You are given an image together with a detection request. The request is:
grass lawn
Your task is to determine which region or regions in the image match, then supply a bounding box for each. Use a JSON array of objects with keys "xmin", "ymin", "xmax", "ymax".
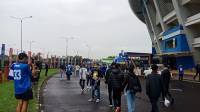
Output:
[{"xmin": 0, "ymin": 69, "xmax": 58, "ymax": 112}]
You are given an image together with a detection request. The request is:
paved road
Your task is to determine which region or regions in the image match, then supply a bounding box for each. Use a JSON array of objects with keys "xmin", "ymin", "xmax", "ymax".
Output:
[{"xmin": 41, "ymin": 74, "xmax": 200, "ymax": 112}]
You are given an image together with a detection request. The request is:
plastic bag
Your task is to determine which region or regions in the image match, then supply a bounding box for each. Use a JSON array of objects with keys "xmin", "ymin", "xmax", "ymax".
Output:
[{"xmin": 164, "ymin": 97, "xmax": 170, "ymax": 107}]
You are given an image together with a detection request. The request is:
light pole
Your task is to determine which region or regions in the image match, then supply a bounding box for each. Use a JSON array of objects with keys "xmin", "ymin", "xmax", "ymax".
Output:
[
  {"xmin": 61, "ymin": 37, "xmax": 74, "ymax": 64},
  {"xmin": 28, "ymin": 40, "xmax": 35, "ymax": 52},
  {"xmin": 85, "ymin": 44, "xmax": 91, "ymax": 59},
  {"xmin": 11, "ymin": 16, "xmax": 32, "ymax": 52}
]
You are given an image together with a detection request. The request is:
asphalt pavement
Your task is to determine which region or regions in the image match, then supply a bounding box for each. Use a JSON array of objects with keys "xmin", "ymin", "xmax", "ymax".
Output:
[{"xmin": 41, "ymin": 74, "xmax": 200, "ymax": 112}]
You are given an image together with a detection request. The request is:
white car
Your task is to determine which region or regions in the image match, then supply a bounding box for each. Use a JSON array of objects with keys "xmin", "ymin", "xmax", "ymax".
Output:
[{"xmin": 143, "ymin": 64, "xmax": 164, "ymax": 78}]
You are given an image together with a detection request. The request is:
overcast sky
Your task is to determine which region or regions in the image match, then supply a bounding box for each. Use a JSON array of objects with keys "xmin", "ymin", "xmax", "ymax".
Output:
[{"xmin": 0, "ymin": 0, "xmax": 151, "ymax": 59}]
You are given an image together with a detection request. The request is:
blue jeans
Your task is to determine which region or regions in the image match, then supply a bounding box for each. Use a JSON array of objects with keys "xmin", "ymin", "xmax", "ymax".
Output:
[
  {"xmin": 126, "ymin": 90, "xmax": 136, "ymax": 112},
  {"xmin": 92, "ymin": 85, "xmax": 100, "ymax": 99}
]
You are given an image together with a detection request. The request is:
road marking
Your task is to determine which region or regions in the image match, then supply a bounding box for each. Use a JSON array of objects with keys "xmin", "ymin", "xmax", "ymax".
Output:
[{"xmin": 170, "ymin": 88, "xmax": 183, "ymax": 92}]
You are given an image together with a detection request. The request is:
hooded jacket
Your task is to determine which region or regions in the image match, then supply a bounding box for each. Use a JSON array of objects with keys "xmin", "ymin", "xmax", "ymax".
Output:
[{"xmin": 109, "ymin": 68, "xmax": 124, "ymax": 89}]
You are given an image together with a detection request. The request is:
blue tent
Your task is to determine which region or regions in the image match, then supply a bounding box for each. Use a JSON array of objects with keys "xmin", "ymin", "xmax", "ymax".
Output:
[{"xmin": 113, "ymin": 55, "xmax": 128, "ymax": 64}]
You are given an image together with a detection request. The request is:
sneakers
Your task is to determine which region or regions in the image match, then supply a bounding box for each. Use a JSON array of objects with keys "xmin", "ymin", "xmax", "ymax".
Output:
[
  {"xmin": 96, "ymin": 99, "xmax": 100, "ymax": 103},
  {"xmin": 109, "ymin": 105, "xmax": 113, "ymax": 108},
  {"xmin": 171, "ymin": 98, "xmax": 174, "ymax": 105},
  {"xmin": 81, "ymin": 89, "xmax": 84, "ymax": 94},
  {"xmin": 88, "ymin": 98, "xmax": 94, "ymax": 102},
  {"xmin": 115, "ymin": 107, "xmax": 121, "ymax": 112}
]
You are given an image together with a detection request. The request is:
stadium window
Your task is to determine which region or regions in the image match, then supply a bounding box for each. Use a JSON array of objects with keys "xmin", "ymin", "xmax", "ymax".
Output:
[{"xmin": 166, "ymin": 38, "xmax": 177, "ymax": 49}]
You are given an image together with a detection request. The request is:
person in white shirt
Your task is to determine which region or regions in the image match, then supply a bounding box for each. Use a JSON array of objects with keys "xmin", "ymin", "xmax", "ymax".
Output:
[
  {"xmin": 79, "ymin": 64, "xmax": 88, "ymax": 94},
  {"xmin": 75, "ymin": 65, "xmax": 80, "ymax": 77}
]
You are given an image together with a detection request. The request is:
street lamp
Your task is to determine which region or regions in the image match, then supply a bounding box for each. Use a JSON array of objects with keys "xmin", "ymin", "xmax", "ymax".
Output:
[
  {"xmin": 28, "ymin": 40, "xmax": 35, "ymax": 52},
  {"xmin": 11, "ymin": 16, "xmax": 32, "ymax": 52},
  {"xmin": 61, "ymin": 37, "xmax": 74, "ymax": 64},
  {"xmin": 85, "ymin": 44, "xmax": 91, "ymax": 59}
]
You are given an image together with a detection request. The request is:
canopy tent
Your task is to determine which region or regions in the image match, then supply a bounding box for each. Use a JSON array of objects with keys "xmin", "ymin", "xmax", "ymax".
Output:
[{"xmin": 113, "ymin": 56, "xmax": 128, "ymax": 64}]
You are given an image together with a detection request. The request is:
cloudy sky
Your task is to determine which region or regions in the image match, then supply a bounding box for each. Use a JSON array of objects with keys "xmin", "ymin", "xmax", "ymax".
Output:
[{"xmin": 0, "ymin": 0, "xmax": 151, "ymax": 59}]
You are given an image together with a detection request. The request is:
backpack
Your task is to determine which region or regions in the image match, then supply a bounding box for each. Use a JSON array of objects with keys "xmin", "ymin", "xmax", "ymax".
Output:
[{"xmin": 128, "ymin": 73, "xmax": 141, "ymax": 93}]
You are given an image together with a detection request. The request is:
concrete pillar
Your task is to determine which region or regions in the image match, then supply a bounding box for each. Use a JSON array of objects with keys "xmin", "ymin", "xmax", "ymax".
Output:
[
  {"xmin": 172, "ymin": 0, "xmax": 199, "ymax": 65},
  {"xmin": 142, "ymin": 0, "xmax": 162, "ymax": 54},
  {"xmin": 152, "ymin": 0, "xmax": 167, "ymax": 31}
]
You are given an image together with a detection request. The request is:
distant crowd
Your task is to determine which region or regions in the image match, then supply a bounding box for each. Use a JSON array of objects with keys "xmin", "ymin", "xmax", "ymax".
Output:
[{"xmin": 6, "ymin": 52, "xmax": 200, "ymax": 112}]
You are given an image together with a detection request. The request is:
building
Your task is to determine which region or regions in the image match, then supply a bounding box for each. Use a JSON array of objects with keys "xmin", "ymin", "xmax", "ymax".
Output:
[{"xmin": 129, "ymin": 0, "xmax": 200, "ymax": 69}]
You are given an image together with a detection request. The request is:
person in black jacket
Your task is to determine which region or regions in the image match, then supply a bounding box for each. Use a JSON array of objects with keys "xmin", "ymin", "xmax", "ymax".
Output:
[
  {"xmin": 146, "ymin": 64, "xmax": 164, "ymax": 112},
  {"xmin": 88, "ymin": 64, "xmax": 103, "ymax": 103},
  {"xmin": 194, "ymin": 62, "xmax": 200, "ymax": 81},
  {"xmin": 45, "ymin": 63, "xmax": 49, "ymax": 77},
  {"xmin": 109, "ymin": 63, "xmax": 124, "ymax": 111},
  {"xmin": 161, "ymin": 65, "xmax": 174, "ymax": 104},
  {"xmin": 122, "ymin": 64, "xmax": 141, "ymax": 112},
  {"xmin": 105, "ymin": 62, "xmax": 115, "ymax": 107}
]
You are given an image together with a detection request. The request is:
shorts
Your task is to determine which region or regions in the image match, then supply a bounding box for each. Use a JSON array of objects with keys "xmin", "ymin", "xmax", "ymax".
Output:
[{"xmin": 15, "ymin": 89, "xmax": 33, "ymax": 101}]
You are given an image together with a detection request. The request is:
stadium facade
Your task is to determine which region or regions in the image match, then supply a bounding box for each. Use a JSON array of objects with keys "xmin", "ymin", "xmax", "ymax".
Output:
[{"xmin": 129, "ymin": 0, "xmax": 200, "ymax": 69}]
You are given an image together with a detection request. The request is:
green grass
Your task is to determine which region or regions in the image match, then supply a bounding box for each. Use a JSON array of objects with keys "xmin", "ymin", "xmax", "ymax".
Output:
[{"xmin": 0, "ymin": 69, "xmax": 58, "ymax": 112}]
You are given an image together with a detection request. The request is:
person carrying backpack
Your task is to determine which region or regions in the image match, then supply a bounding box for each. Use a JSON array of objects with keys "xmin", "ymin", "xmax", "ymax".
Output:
[
  {"xmin": 109, "ymin": 63, "xmax": 124, "ymax": 111},
  {"xmin": 122, "ymin": 64, "xmax": 142, "ymax": 112},
  {"xmin": 66, "ymin": 63, "xmax": 73, "ymax": 80}
]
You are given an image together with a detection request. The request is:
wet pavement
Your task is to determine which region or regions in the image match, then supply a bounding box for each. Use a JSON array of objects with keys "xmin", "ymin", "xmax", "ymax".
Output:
[{"xmin": 41, "ymin": 74, "xmax": 200, "ymax": 112}]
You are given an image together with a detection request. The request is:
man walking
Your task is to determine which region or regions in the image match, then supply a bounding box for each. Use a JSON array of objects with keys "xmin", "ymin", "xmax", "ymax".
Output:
[
  {"xmin": 146, "ymin": 64, "xmax": 163, "ymax": 112},
  {"xmin": 161, "ymin": 65, "xmax": 174, "ymax": 104},
  {"xmin": 59, "ymin": 64, "xmax": 65, "ymax": 80},
  {"xmin": 105, "ymin": 63, "xmax": 115, "ymax": 107},
  {"xmin": 45, "ymin": 63, "xmax": 49, "ymax": 77},
  {"xmin": 109, "ymin": 63, "xmax": 124, "ymax": 111},
  {"xmin": 88, "ymin": 64, "xmax": 103, "ymax": 103},
  {"xmin": 178, "ymin": 65, "xmax": 184, "ymax": 81},
  {"xmin": 66, "ymin": 63, "xmax": 73, "ymax": 80},
  {"xmin": 194, "ymin": 62, "xmax": 200, "ymax": 81},
  {"xmin": 79, "ymin": 64, "xmax": 88, "ymax": 94}
]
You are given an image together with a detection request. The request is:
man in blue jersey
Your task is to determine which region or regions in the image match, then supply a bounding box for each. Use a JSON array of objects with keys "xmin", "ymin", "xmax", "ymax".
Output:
[
  {"xmin": 66, "ymin": 63, "xmax": 73, "ymax": 80},
  {"xmin": 11, "ymin": 53, "xmax": 33, "ymax": 112}
]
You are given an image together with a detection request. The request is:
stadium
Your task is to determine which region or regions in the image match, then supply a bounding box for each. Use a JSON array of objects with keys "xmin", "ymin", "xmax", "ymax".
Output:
[{"xmin": 129, "ymin": 0, "xmax": 200, "ymax": 69}]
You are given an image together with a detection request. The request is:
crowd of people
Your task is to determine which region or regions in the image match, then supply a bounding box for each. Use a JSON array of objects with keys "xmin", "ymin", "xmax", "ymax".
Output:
[
  {"xmin": 57, "ymin": 61, "xmax": 175, "ymax": 112},
  {"xmin": 10, "ymin": 52, "xmax": 200, "ymax": 112}
]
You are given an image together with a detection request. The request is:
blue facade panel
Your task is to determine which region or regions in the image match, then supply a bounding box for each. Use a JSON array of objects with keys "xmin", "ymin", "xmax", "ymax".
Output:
[
  {"xmin": 162, "ymin": 35, "xmax": 190, "ymax": 53},
  {"xmin": 162, "ymin": 25, "xmax": 183, "ymax": 36},
  {"xmin": 176, "ymin": 56, "xmax": 194, "ymax": 69},
  {"xmin": 161, "ymin": 25, "xmax": 190, "ymax": 53},
  {"xmin": 152, "ymin": 47, "xmax": 156, "ymax": 55}
]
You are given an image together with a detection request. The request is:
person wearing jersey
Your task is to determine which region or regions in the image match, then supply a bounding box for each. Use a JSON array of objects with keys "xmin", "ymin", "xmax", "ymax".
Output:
[
  {"xmin": 178, "ymin": 65, "xmax": 184, "ymax": 81},
  {"xmin": 79, "ymin": 64, "xmax": 88, "ymax": 94},
  {"xmin": 11, "ymin": 53, "xmax": 33, "ymax": 112},
  {"xmin": 66, "ymin": 63, "xmax": 73, "ymax": 80},
  {"xmin": 88, "ymin": 64, "xmax": 103, "ymax": 103}
]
